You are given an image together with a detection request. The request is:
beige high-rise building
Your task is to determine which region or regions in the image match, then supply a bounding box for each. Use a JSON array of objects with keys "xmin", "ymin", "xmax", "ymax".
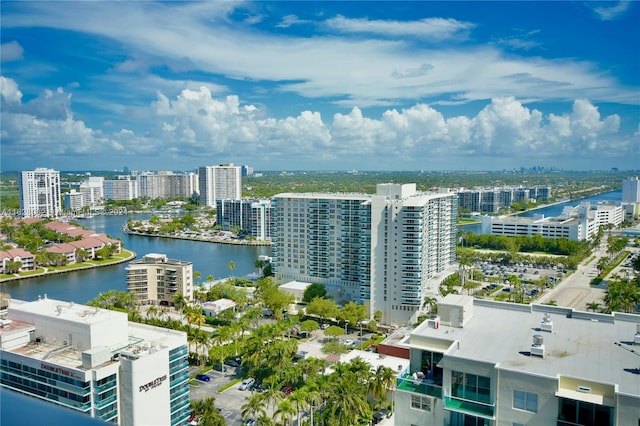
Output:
[{"xmin": 126, "ymin": 254, "xmax": 193, "ymax": 306}]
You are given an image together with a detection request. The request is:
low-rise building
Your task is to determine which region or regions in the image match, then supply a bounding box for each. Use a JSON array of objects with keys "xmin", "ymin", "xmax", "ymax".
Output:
[
  {"xmin": 0, "ymin": 297, "xmax": 190, "ymax": 425},
  {"xmin": 393, "ymin": 295, "xmax": 640, "ymax": 426},
  {"xmin": 481, "ymin": 201, "xmax": 624, "ymax": 241}
]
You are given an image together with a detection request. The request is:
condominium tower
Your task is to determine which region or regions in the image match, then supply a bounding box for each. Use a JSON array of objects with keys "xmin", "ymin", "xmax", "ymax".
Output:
[
  {"xmin": 0, "ymin": 297, "xmax": 190, "ymax": 425},
  {"xmin": 622, "ymin": 176, "xmax": 640, "ymax": 203},
  {"xmin": 18, "ymin": 168, "xmax": 62, "ymax": 218},
  {"xmin": 271, "ymin": 183, "xmax": 457, "ymax": 325},
  {"xmin": 197, "ymin": 163, "xmax": 242, "ymax": 207}
]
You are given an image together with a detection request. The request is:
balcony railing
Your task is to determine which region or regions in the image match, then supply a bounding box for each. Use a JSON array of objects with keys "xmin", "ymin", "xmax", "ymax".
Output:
[
  {"xmin": 396, "ymin": 376, "xmax": 443, "ymax": 398},
  {"xmin": 444, "ymin": 395, "xmax": 495, "ymax": 419}
]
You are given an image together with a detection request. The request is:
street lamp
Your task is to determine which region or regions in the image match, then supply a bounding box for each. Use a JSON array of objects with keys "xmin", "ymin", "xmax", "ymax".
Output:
[{"xmin": 344, "ymin": 320, "xmax": 349, "ymax": 334}]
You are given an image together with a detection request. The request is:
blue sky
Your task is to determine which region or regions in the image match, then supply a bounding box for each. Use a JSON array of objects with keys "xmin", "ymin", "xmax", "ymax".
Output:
[{"xmin": 1, "ymin": 1, "xmax": 638, "ymax": 172}]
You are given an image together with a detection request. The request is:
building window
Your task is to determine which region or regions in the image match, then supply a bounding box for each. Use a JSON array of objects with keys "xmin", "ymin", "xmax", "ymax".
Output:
[
  {"xmin": 451, "ymin": 371, "xmax": 491, "ymax": 404},
  {"xmin": 411, "ymin": 395, "xmax": 432, "ymax": 411},
  {"xmin": 513, "ymin": 390, "xmax": 537, "ymax": 412}
]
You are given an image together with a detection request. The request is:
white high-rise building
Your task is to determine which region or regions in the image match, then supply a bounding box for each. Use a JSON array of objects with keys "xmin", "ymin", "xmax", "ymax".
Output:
[
  {"xmin": 79, "ymin": 177, "xmax": 105, "ymax": 207},
  {"xmin": 271, "ymin": 183, "xmax": 458, "ymax": 325},
  {"xmin": 0, "ymin": 297, "xmax": 191, "ymax": 425},
  {"xmin": 622, "ymin": 176, "xmax": 640, "ymax": 203},
  {"xmin": 18, "ymin": 168, "xmax": 62, "ymax": 218},
  {"xmin": 198, "ymin": 164, "xmax": 242, "ymax": 207},
  {"xmin": 394, "ymin": 295, "xmax": 640, "ymax": 426},
  {"xmin": 104, "ymin": 177, "xmax": 138, "ymax": 201}
]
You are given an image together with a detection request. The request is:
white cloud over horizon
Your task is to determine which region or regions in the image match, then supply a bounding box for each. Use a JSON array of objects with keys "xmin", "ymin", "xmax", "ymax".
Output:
[{"xmin": 2, "ymin": 76, "xmax": 637, "ymax": 171}]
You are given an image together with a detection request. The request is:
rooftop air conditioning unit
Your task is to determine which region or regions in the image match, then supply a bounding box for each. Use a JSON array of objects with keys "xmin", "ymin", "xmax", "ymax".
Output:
[
  {"xmin": 531, "ymin": 334, "xmax": 545, "ymax": 358},
  {"xmin": 539, "ymin": 313, "xmax": 553, "ymax": 332}
]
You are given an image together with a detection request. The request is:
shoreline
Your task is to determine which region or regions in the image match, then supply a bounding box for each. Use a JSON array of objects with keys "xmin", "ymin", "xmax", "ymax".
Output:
[
  {"xmin": 123, "ymin": 229, "xmax": 271, "ymax": 246},
  {"xmin": 0, "ymin": 249, "xmax": 137, "ymax": 283}
]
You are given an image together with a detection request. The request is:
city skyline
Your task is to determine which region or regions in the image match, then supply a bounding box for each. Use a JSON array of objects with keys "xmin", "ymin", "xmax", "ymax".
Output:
[{"xmin": 1, "ymin": 1, "xmax": 639, "ymax": 172}]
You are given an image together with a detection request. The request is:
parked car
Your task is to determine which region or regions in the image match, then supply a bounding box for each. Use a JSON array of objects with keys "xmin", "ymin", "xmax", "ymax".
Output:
[
  {"xmin": 196, "ymin": 374, "xmax": 210, "ymax": 382},
  {"xmin": 281, "ymin": 386, "xmax": 293, "ymax": 395},
  {"xmin": 239, "ymin": 377, "xmax": 255, "ymax": 391},
  {"xmin": 212, "ymin": 364, "xmax": 227, "ymax": 372}
]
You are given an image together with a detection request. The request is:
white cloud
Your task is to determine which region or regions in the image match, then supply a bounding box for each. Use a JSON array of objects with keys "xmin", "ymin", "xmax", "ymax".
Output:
[
  {"xmin": 591, "ymin": 1, "xmax": 631, "ymax": 21},
  {"xmin": 2, "ymin": 2, "xmax": 634, "ymax": 109},
  {"xmin": 0, "ymin": 76, "xmax": 23, "ymax": 104},
  {"xmin": 324, "ymin": 15, "xmax": 474, "ymax": 41},
  {"xmin": 1, "ymin": 77, "xmax": 636, "ymax": 170},
  {"xmin": 0, "ymin": 41, "xmax": 24, "ymax": 62}
]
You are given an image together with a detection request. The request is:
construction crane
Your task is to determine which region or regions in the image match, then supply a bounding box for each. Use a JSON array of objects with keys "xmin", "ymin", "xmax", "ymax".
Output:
[{"xmin": 614, "ymin": 342, "xmax": 640, "ymax": 374}]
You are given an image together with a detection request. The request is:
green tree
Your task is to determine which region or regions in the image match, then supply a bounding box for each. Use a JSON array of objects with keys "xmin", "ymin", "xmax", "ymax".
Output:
[
  {"xmin": 242, "ymin": 392, "xmax": 267, "ymax": 422},
  {"xmin": 303, "ymin": 283, "xmax": 328, "ymax": 303},
  {"xmin": 337, "ymin": 301, "xmax": 368, "ymax": 332},
  {"xmin": 305, "ymin": 297, "xmax": 338, "ymax": 324},
  {"xmin": 190, "ymin": 397, "xmax": 225, "ymax": 426},
  {"xmin": 227, "ymin": 260, "xmax": 236, "ymax": 277},
  {"xmin": 274, "ymin": 399, "xmax": 296, "ymax": 426}
]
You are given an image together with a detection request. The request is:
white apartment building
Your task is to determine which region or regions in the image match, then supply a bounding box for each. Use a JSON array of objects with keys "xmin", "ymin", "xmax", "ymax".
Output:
[
  {"xmin": 216, "ymin": 199, "xmax": 272, "ymax": 241},
  {"xmin": 79, "ymin": 177, "xmax": 105, "ymax": 207},
  {"xmin": 0, "ymin": 297, "xmax": 190, "ymax": 426},
  {"xmin": 481, "ymin": 201, "xmax": 624, "ymax": 241},
  {"xmin": 272, "ymin": 183, "xmax": 458, "ymax": 325},
  {"xmin": 18, "ymin": 168, "xmax": 62, "ymax": 218},
  {"xmin": 136, "ymin": 172, "xmax": 198, "ymax": 200},
  {"xmin": 198, "ymin": 164, "xmax": 242, "ymax": 207},
  {"xmin": 104, "ymin": 177, "xmax": 138, "ymax": 201},
  {"xmin": 622, "ymin": 176, "xmax": 640, "ymax": 203},
  {"xmin": 125, "ymin": 254, "xmax": 193, "ymax": 306},
  {"xmin": 394, "ymin": 295, "xmax": 640, "ymax": 426},
  {"xmin": 64, "ymin": 190, "xmax": 84, "ymax": 211}
]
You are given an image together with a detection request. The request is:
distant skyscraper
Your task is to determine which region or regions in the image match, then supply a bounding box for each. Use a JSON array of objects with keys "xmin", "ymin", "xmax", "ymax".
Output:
[
  {"xmin": 18, "ymin": 168, "xmax": 62, "ymax": 218},
  {"xmin": 197, "ymin": 164, "xmax": 242, "ymax": 207},
  {"xmin": 622, "ymin": 176, "xmax": 640, "ymax": 203},
  {"xmin": 271, "ymin": 183, "xmax": 457, "ymax": 325}
]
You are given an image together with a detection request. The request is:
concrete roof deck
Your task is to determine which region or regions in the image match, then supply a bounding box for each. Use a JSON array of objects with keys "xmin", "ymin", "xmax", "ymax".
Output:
[{"xmin": 410, "ymin": 300, "xmax": 640, "ymax": 396}]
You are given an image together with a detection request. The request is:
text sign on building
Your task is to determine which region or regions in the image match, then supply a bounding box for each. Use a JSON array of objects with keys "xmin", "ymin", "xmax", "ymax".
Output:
[
  {"xmin": 139, "ymin": 374, "xmax": 167, "ymax": 393},
  {"xmin": 40, "ymin": 362, "xmax": 84, "ymax": 381}
]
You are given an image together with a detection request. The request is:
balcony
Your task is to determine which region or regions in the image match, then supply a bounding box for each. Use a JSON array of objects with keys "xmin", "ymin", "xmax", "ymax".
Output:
[
  {"xmin": 396, "ymin": 376, "xmax": 443, "ymax": 398},
  {"xmin": 444, "ymin": 396, "xmax": 495, "ymax": 419}
]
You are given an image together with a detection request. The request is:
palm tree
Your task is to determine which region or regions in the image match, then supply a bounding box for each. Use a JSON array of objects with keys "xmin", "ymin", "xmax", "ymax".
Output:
[
  {"xmin": 369, "ymin": 365, "xmax": 397, "ymax": 403},
  {"xmin": 323, "ymin": 374, "xmax": 371, "ymax": 426},
  {"xmin": 173, "ymin": 293, "xmax": 186, "ymax": 313},
  {"xmin": 146, "ymin": 304, "xmax": 158, "ymax": 319},
  {"xmin": 586, "ymin": 302, "xmax": 601, "ymax": 312},
  {"xmin": 458, "ymin": 255, "xmax": 473, "ymax": 289},
  {"xmin": 241, "ymin": 392, "xmax": 267, "ymax": 422},
  {"xmin": 227, "ymin": 260, "xmax": 236, "ymax": 277},
  {"xmin": 254, "ymin": 259, "xmax": 266, "ymax": 276},
  {"xmin": 288, "ymin": 388, "xmax": 309, "ymax": 426},
  {"xmin": 274, "ymin": 399, "xmax": 296, "ymax": 426}
]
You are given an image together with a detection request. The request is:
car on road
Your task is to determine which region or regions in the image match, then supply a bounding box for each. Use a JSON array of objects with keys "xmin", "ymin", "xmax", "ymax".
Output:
[
  {"xmin": 196, "ymin": 374, "xmax": 210, "ymax": 382},
  {"xmin": 321, "ymin": 323, "xmax": 330, "ymax": 330},
  {"xmin": 239, "ymin": 378, "xmax": 255, "ymax": 391}
]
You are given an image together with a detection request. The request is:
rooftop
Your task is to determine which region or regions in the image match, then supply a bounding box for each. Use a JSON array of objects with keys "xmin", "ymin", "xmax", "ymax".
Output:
[{"xmin": 408, "ymin": 299, "xmax": 640, "ymax": 396}]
